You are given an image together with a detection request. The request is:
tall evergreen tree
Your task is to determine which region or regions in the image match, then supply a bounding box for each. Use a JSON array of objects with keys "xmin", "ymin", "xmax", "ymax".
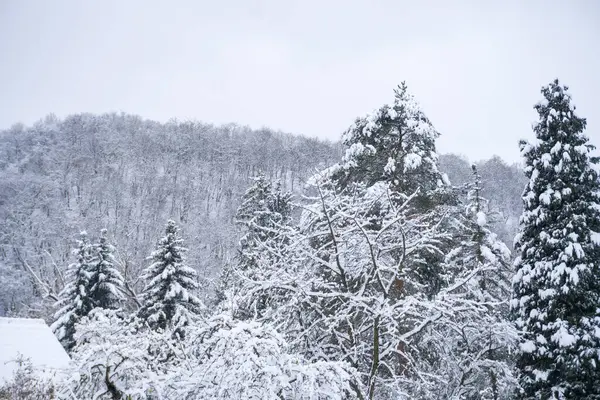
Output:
[
  {"xmin": 138, "ymin": 220, "xmax": 203, "ymax": 337},
  {"xmin": 225, "ymin": 175, "xmax": 292, "ymax": 280},
  {"xmin": 223, "ymin": 175, "xmax": 293, "ymax": 317},
  {"xmin": 51, "ymin": 232, "xmax": 94, "ymax": 351},
  {"xmin": 512, "ymin": 80, "xmax": 600, "ymax": 399},
  {"xmin": 236, "ymin": 175, "xmax": 292, "ymax": 255},
  {"xmin": 88, "ymin": 229, "xmax": 125, "ymax": 310},
  {"xmin": 235, "ymin": 174, "xmax": 272, "ymax": 227}
]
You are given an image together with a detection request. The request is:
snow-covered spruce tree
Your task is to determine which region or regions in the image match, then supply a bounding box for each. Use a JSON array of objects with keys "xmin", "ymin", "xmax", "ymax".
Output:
[
  {"xmin": 87, "ymin": 229, "xmax": 125, "ymax": 310},
  {"xmin": 222, "ymin": 175, "xmax": 293, "ymax": 318},
  {"xmin": 512, "ymin": 80, "xmax": 600, "ymax": 399},
  {"xmin": 432, "ymin": 165, "xmax": 518, "ymax": 399},
  {"xmin": 138, "ymin": 220, "xmax": 203, "ymax": 338},
  {"xmin": 236, "ymin": 175, "xmax": 292, "ymax": 259},
  {"xmin": 51, "ymin": 231, "xmax": 94, "ymax": 351}
]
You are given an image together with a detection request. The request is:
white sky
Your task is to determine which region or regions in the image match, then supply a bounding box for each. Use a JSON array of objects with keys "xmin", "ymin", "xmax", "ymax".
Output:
[{"xmin": 1, "ymin": 0, "xmax": 599, "ymax": 162}]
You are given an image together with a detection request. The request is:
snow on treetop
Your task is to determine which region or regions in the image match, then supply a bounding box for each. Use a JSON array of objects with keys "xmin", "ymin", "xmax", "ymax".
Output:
[
  {"xmin": 404, "ymin": 153, "xmax": 422, "ymax": 171},
  {"xmin": 342, "ymin": 83, "xmax": 439, "ymax": 145},
  {"xmin": 476, "ymin": 211, "xmax": 487, "ymax": 227}
]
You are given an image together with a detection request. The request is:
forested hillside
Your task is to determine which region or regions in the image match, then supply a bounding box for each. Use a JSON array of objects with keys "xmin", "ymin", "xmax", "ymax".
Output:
[
  {"xmin": 0, "ymin": 114, "xmax": 341, "ymax": 317},
  {"xmin": 0, "ymin": 113, "xmax": 525, "ymax": 320}
]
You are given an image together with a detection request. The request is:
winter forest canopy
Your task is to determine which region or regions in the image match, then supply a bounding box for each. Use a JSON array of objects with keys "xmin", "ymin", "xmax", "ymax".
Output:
[{"xmin": 0, "ymin": 79, "xmax": 599, "ymax": 399}]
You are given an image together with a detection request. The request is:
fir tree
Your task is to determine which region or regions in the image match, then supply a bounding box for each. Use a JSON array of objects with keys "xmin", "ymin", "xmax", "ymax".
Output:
[
  {"xmin": 222, "ymin": 175, "xmax": 293, "ymax": 317},
  {"xmin": 231, "ymin": 175, "xmax": 292, "ymax": 276},
  {"xmin": 236, "ymin": 175, "xmax": 292, "ymax": 252},
  {"xmin": 512, "ymin": 80, "xmax": 600, "ymax": 399},
  {"xmin": 235, "ymin": 174, "xmax": 272, "ymax": 227},
  {"xmin": 51, "ymin": 231, "xmax": 95, "ymax": 351},
  {"xmin": 138, "ymin": 220, "xmax": 203, "ymax": 337},
  {"xmin": 88, "ymin": 229, "xmax": 125, "ymax": 310}
]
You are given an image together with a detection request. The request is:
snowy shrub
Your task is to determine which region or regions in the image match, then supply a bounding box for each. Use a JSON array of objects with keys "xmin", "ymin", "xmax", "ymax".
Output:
[
  {"xmin": 0, "ymin": 355, "xmax": 56, "ymax": 400},
  {"xmin": 174, "ymin": 312, "xmax": 357, "ymax": 400},
  {"xmin": 61, "ymin": 308, "xmax": 173, "ymax": 399}
]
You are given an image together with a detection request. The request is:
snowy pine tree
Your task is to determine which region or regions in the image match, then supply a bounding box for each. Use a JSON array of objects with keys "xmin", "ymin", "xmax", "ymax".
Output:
[
  {"xmin": 449, "ymin": 165, "xmax": 514, "ymax": 302},
  {"xmin": 51, "ymin": 231, "xmax": 94, "ymax": 351},
  {"xmin": 512, "ymin": 80, "xmax": 600, "ymax": 399},
  {"xmin": 334, "ymin": 82, "xmax": 449, "ymax": 197},
  {"xmin": 329, "ymin": 83, "xmax": 457, "ymax": 297},
  {"xmin": 220, "ymin": 175, "xmax": 293, "ymax": 317},
  {"xmin": 236, "ymin": 175, "xmax": 292, "ymax": 258},
  {"xmin": 88, "ymin": 229, "xmax": 125, "ymax": 310},
  {"xmin": 235, "ymin": 174, "xmax": 272, "ymax": 226},
  {"xmin": 436, "ymin": 165, "xmax": 518, "ymax": 399},
  {"xmin": 138, "ymin": 220, "xmax": 203, "ymax": 337}
]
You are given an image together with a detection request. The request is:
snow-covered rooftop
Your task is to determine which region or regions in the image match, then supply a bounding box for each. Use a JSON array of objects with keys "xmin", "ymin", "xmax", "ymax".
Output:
[{"xmin": 0, "ymin": 317, "xmax": 71, "ymax": 382}]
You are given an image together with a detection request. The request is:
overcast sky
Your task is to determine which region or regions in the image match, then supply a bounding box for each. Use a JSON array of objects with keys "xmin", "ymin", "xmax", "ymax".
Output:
[{"xmin": 1, "ymin": 0, "xmax": 598, "ymax": 162}]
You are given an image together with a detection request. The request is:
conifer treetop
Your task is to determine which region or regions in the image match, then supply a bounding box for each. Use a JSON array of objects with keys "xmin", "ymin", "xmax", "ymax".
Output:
[
  {"xmin": 235, "ymin": 175, "xmax": 292, "ymax": 252},
  {"xmin": 88, "ymin": 229, "xmax": 125, "ymax": 310},
  {"xmin": 139, "ymin": 219, "xmax": 203, "ymax": 336},
  {"xmin": 335, "ymin": 82, "xmax": 448, "ymax": 194},
  {"xmin": 51, "ymin": 231, "xmax": 95, "ymax": 351}
]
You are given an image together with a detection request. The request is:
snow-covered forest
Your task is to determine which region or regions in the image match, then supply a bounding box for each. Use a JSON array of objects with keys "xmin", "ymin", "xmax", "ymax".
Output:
[
  {"xmin": 0, "ymin": 112, "xmax": 525, "ymax": 320},
  {"xmin": 1, "ymin": 79, "xmax": 599, "ymax": 399}
]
